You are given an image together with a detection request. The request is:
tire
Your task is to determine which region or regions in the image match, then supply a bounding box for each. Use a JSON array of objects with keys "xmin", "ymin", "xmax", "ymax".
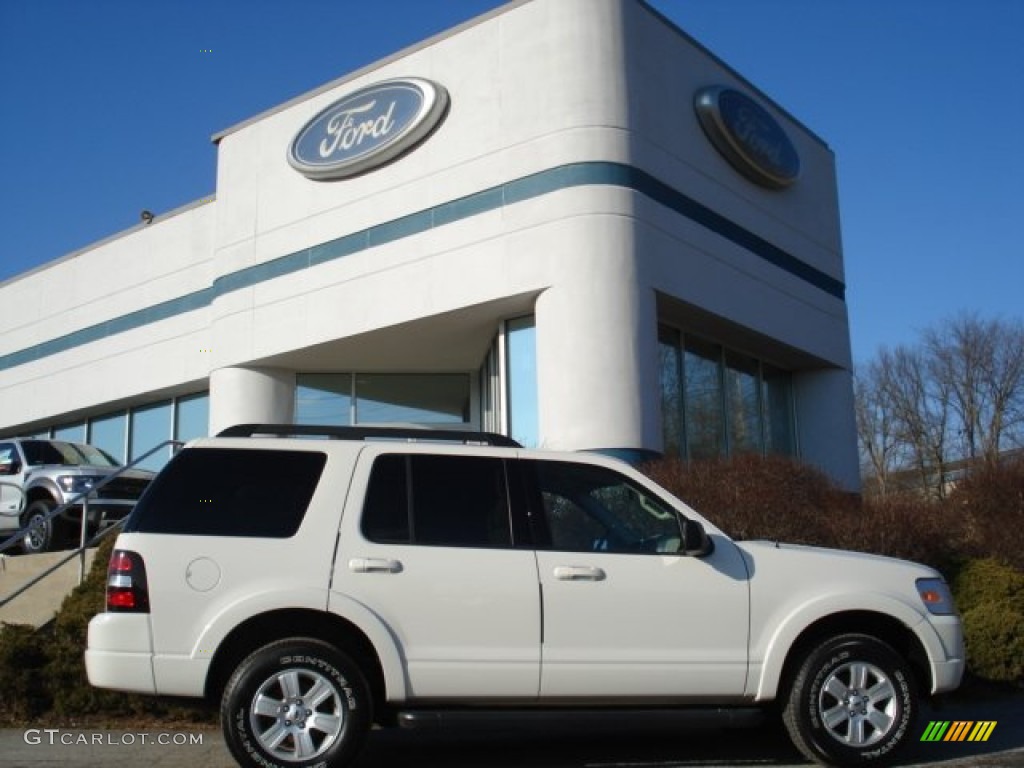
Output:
[
  {"xmin": 221, "ymin": 638, "xmax": 372, "ymax": 768},
  {"xmin": 20, "ymin": 499, "xmax": 54, "ymax": 554},
  {"xmin": 782, "ymin": 633, "xmax": 917, "ymax": 766}
]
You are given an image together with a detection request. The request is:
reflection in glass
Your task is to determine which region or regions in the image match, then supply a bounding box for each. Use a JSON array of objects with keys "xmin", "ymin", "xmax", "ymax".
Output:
[
  {"xmin": 296, "ymin": 373, "xmax": 471, "ymax": 426},
  {"xmin": 684, "ymin": 337, "xmax": 724, "ymax": 459},
  {"xmin": 725, "ymin": 351, "xmax": 762, "ymax": 455},
  {"xmin": 660, "ymin": 327, "xmax": 797, "ymax": 461},
  {"xmin": 175, "ymin": 392, "xmax": 209, "ymax": 443},
  {"xmin": 763, "ymin": 365, "xmax": 796, "ymax": 456},
  {"xmin": 296, "ymin": 374, "xmax": 353, "ymax": 426},
  {"xmin": 658, "ymin": 326, "xmax": 683, "ymax": 455},
  {"xmin": 507, "ymin": 316, "xmax": 538, "ymax": 448},
  {"xmin": 89, "ymin": 412, "xmax": 127, "ymax": 463},
  {"xmin": 130, "ymin": 401, "xmax": 173, "ymax": 471},
  {"xmin": 53, "ymin": 422, "xmax": 86, "ymax": 444},
  {"xmin": 356, "ymin": 374, "xmax": 469, "ymax": 424}
]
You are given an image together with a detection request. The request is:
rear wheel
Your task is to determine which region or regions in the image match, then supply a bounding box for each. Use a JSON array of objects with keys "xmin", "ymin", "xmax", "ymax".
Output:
[
  {"xmin": 20, "ymin": 499, "xmax": 54, "ymax": 554},
  {"xmin": 221, "ymin": 638, "xmax": 372, "ymax": 768},
  {"xmin": 783, "ymin": 633, "xmax": 917, "ymax": 766}
]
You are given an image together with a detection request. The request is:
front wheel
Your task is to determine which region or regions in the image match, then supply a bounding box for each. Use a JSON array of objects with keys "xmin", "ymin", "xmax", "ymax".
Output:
[
  {"xmin": 782, "ymin": 633, "xmax": 917, "ymax": 766},
  {"xmin": 20, "ymin": 499, "xmax": 55, "ymax": 554},
  {"xmin": 221, "ymin": 638, "xmax": 372, "ymax": 768}
]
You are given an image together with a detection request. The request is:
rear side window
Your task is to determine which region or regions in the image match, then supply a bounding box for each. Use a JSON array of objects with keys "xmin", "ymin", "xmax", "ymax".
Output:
[
  {"xmin": 126, "ymin": 448, "xmax": 326, "ymax": 537},
  {"xmin": 362, "ymin": 454, "xmax": 512, "ymax": 548}
]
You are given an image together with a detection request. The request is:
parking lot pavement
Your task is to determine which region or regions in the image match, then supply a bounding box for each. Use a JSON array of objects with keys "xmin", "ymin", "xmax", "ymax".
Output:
[{"xmin": 2, "ymin": 693, "xmax": 1022, "ymax": 768}]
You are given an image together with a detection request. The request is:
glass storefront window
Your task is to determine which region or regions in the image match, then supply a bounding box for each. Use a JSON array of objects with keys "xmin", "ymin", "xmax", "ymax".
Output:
[
  {"xmin": 175, "ymin": 392, "xmax": 209, "ymax": 443},
  {"xmin": 356, "ymin": 374, "xmax": 469, "ymax": 424},
  {"xmin": 89, "ymin": 412, "xmax": 127, "ymax": 463},
  {"xmin": 660, "ymin": 327, "xmax": 796, "ymax": 461},
  {"xmin": 684, "ymin": 337, "xmax": 725, "ymax": 460},
  {"xmin": 130, "ymin": 400, "xmax": 173, "ymax": 471},
  {"xmin": 763, "ymin": 365, "xmax": 796, "ymax": 456},
  {"xmin": 296, "ymin": 373, "xmax": 471, "ymax": 427},
  {"xmin": 506, "ymin": 316, "xmax": 538, "ymax": 449},
  {"xmin": 658, "ymin": 326, "xmax": 683, "ymax": 456},
  {"xmin": 53, "ymin": 422, "xmax": 86, "ymax": 444},
  {"xmin": 725, "ymin": 351, "xmax": 763, "ymax": 455},
  {"xmin": 296, "ymin": 374, "xmax": 353, "ymax": 426}
]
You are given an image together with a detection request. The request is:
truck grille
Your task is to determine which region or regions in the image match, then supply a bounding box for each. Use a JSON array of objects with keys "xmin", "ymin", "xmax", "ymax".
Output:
[{"xmin": 99, "ymin": 477, "xmax": 151, "ymax": 501}]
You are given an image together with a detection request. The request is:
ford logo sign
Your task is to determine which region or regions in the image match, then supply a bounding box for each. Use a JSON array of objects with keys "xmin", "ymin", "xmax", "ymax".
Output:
[
  {"xmin": 288, "ymin": 78, "xmax": 448, "ymax": 180},
  {"xmin": 694, "ymin": 86, "xmax": 800, "ymax": 189}
]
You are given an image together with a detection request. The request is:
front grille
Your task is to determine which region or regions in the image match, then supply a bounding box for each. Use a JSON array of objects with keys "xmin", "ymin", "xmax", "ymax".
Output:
[{"xmin": 98, "ymin": 477, "xmax": 151, "ymax": 501}]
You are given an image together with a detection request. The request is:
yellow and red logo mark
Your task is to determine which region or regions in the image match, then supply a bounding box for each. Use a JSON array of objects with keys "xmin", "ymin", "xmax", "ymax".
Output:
[{"xmin": 921, "ymin": 721, "xmax": 997, "ymax": 742}]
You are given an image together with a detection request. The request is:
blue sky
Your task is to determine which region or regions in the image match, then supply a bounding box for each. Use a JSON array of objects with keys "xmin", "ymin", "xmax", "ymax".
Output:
[{"xmin": 1, "ymin": 0, "xmax": 1021, "ymax": 365}]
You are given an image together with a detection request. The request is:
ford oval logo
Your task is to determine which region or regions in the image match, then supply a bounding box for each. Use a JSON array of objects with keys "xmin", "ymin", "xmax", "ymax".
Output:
[
  {"xmin": 288, "ymin": 78, "xmax": 448, "ymax": 181},
  {"xmin": 694, "ymin": 86, "xmax": 800, "ymax": 189}
]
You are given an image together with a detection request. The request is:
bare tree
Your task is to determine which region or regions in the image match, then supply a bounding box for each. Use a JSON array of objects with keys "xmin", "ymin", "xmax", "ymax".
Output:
[
  {"xmin": 856, "ymin": 313, "xmax": 1024, "ymax": 496},
  {"xmin": 925, "ymin": 314, "xmax": 1024, "ymax": 466},
  {"xmin": 854, "ymin": 364, "xmax": 900, "ymax": 497}
]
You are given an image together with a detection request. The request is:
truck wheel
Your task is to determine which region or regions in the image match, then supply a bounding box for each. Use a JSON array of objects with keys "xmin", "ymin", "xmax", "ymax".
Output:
[
  {"xmin": 20, "ymin": 500, "xmax": 54, "ymax": 554},
  {"xmin": 782, "ymin": 633, "xmax": 916, "ymax": 766},
  {"xmin": 221, "ymin": 638, "xmax": 372, "ymax": 768}
]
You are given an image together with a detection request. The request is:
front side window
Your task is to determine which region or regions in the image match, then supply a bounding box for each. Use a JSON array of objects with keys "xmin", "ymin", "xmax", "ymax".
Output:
[
  {"xmin": 21, "ymin": 440, "xmax": 118, "ymax": 467},
  {"xmin": 532, "ymin": 460, "xmax": 683, "ymax": 555},
  {"xmin": 362, "ymin": 454, "xmax": 512, "ymax": 549}
]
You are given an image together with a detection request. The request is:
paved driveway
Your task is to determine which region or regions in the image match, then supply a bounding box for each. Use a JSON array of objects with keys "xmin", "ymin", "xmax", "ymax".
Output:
[{"xmin": 2, "ymin": 693, "xmax": 1022, "ymax": 767}]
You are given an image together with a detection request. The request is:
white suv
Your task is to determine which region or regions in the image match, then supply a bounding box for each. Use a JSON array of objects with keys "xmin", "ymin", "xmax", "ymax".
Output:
[{"xmin": 86, "ymin": 425, "xmax": 964, "ymax": 768}]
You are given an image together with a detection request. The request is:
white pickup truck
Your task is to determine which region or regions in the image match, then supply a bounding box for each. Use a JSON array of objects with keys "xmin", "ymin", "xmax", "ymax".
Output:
[{"xmin": 86, "ymin": 425, "xmax": 963, "ymax": 767}]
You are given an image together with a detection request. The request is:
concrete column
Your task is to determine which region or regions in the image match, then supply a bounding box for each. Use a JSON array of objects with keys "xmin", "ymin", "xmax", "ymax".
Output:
[
  {"xmin": 209, "ymin": 366, "xmax": 296, "ymax": 436},
  {"xmin": 794, "ymin": 368, "xmax": 861, "ymax": 492},
  {"xmin": 533, "ymin": 220, "xmax": 659, "ymax": 453}
]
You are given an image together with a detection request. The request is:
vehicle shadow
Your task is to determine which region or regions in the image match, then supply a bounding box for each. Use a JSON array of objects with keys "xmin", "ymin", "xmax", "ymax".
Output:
[
  {"xmin": 353, "ymin": 710, "xmax": 804, "ymax": 767},
  {"xmin": 352, "ymin": 694, "xmax": 1024, "ymax": 768}
]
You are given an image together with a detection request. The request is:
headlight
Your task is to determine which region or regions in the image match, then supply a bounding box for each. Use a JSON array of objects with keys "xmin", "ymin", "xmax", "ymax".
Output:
[
  {"xmin": 917, "ymin": 577, "xmax": 956, "ymax": 616},
  {"xmin": 57, "ymin": 475, "xmax": 102, "ymax": 495}
]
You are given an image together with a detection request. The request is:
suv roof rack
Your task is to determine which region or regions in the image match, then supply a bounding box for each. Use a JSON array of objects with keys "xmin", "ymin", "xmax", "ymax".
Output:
[{"xmin": 217, "ymin": 424, "xmax": 523, "ymax": 448}]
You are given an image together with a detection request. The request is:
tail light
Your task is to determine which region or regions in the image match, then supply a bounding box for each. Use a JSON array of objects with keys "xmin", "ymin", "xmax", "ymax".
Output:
[{"xmin": 106, "ymin": 549, "xmax": 150, "ymax": 613}]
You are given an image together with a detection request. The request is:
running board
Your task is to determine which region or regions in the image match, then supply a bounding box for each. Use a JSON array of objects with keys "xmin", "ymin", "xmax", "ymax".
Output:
[{"xmin": 397, "ymin": 707, "xmax": 765, "ymax": 730}]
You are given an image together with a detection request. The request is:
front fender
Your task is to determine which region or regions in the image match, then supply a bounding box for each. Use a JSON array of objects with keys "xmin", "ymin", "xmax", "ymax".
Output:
[{"xmin": 753, "ymin": 591, "xmax": 928, "ymax": 701}]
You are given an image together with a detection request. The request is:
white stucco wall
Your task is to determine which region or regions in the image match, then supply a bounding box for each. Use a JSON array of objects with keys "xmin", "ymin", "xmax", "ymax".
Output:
[{"xmin": 0, "ymin": 0, "xmax": 859, "ymax": 488}]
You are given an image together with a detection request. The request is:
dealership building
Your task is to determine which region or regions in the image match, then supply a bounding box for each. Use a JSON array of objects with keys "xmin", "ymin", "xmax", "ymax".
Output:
[{"xmin": 0, "ymin": 0, "xmax": 859, "ymax": 488}]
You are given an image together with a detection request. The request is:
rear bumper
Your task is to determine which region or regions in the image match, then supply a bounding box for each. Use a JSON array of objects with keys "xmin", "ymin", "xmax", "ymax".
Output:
[{"xmin": 85, "ymin": 613, "xmax": 156, "ymax": 694}]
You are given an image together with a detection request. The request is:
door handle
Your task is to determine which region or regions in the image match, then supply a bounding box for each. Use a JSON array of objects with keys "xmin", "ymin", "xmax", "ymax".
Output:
[
  {"xmin": 348, "ymin": 557, "xmax": 403, "ymax": 574},
  {"xmin": 553, "ymin": 565, "xmax": 606, "ymax": 582}
]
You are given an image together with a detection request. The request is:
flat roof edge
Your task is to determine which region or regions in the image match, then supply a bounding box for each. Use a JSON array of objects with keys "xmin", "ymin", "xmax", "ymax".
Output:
[
  {"xmin": 0, "ymin": 195, "xmax": 216, "ymax": 291},
  {"xmin": 636, "ymin": 0, "xmax": 830, "ymax": 151}
]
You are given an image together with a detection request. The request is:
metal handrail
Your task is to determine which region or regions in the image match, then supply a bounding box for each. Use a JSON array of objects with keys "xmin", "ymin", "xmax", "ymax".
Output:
[
  {"xmin": 0, "ymin": 439, "xmax": 183, "ymax": 613},
  {"xmin": 0, "ymin": 520, "xmax": 126, "ymax": 611}
]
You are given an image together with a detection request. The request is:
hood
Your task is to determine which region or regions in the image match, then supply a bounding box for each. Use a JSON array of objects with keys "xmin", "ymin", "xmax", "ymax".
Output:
[
  {"xmin": 27, "ymin": 464, "xmax": 155, "ymax": 480},
  {"xmin": 736, "ymin": 539, "xmax": 941, "ymax": 581}
]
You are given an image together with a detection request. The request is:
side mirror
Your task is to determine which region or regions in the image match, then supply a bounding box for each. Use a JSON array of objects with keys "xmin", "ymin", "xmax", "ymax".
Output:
[{"xmin": 681, "ymin": 519, "xmax": 714, "ymax": 557}]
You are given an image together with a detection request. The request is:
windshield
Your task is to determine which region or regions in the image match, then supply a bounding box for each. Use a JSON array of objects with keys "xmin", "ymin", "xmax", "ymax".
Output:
[{"xmin": 22, "ymin": 440, "xmax": 119, "ymax": 468}]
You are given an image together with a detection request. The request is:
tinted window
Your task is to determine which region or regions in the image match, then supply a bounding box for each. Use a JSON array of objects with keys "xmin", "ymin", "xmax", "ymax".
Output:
[
  {"xmin": 362, "ymin": 454, "xmax": 511, "ymax": 548},
  {"xmin": 533, "ymin": 460, "xmax": 683, "ymax": 554},
  {"xmin": 126, "ymin": 448, "xmax": 326, "ymax": 537},
  {"xmin": 22, "ymin": 440, "xmax": 118, "ymax": 467},
  {"xmin": 361, "ymin": 455, "xmax": 410, "ymax": 543}
]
